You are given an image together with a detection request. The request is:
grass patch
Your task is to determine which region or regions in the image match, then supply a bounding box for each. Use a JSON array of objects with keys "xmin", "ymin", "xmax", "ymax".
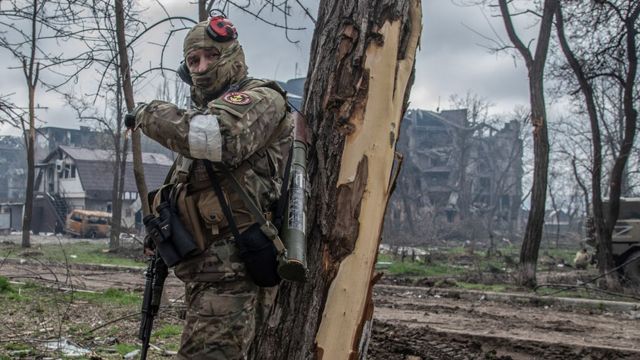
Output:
[
  {"xmin": 4, "ymin": 343, "xmax": 30, "ymax": 351},
  {"xmin": 387, "ymin": 261, "xmax": 465, "ymax": 277},
  {"xmin": 377, "ymin": 253, "xmax": 394, "ymax": 263},
  {"xmin": 153, "ymin": 324, "xmax": 182, "ymax": 339},
  {"xmin": 0, "ymin": 276, "xmax": 14, "ymax": 293},
  {"xmin": 115, "ymin": 343, "xmax": 138, "ymax": 356},
  {"xmin": 2, "ymin": 343, "xmax": 34, "ymax": 360},
  {"xmin": 74, "ymin": 288, "xmax": 140, "ymax": 306},
  {"xmin": 456, "ymin": 282, "xmax": 510, "ymax": 292},
  {"xmin": 0, "ymin": 242, "xmax": 142, "ymax": 267},
  {"xmin": 2, "ymin": 282, "xmax": 141, "ymax": 307},
  {"xmin": 445, "ymin": 246, "xmax": 468, "ymax": 255},
  {"xmin": 539, "ymin": 247, "xmax": 576, "ymax": 264},
  {"xmin": 535, "ymin": 286, "xmax": 594, "ymax": 299}
]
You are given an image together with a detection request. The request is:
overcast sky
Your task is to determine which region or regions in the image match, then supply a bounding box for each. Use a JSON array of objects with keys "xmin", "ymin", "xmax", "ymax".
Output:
[{"xmin": 0, "ymin": 0, "xmax": 539, "ymax": 135}]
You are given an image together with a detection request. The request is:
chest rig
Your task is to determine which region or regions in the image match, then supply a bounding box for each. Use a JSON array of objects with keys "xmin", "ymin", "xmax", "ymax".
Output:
[{"xmin": 166, "ymin": 78, "xmax": 293, "ymax": 246}]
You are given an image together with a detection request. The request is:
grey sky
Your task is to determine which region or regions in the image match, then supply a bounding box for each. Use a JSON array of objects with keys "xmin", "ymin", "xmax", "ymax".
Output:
[{"xmin": 0, "ymin": 1, "xmax": 536, "ymax": 135}]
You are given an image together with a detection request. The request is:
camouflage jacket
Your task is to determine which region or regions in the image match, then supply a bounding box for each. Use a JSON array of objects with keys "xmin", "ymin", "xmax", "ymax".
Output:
[{"xmin": 138, "ymin": 78, "xmax": 293, "ymax": 248}]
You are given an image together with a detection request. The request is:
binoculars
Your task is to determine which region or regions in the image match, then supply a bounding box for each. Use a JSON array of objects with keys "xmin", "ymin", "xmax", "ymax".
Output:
[{"xmin": 143, "ymin": 201, "xmax": 199, "ymax": 267}]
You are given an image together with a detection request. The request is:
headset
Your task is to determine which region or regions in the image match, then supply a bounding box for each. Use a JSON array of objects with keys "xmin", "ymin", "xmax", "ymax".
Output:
[{"xmin": 177, "ymin": 12, "xmax": 238, "ymax": 86}]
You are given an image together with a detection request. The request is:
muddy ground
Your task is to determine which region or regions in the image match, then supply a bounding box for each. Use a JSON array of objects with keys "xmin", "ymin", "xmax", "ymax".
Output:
[{"xmin": 1, "ymin": 237, "xmax": 640, "ymax": 359}]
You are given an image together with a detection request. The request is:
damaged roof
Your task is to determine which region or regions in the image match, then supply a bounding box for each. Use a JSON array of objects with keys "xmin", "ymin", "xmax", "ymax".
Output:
[
  {"xmin": 45, "ymin": 145, "xmax": 173, "ymax": 201},
  {"xmin": 56, "ymin": 145, "xmax": 173, "ymax": 166}
]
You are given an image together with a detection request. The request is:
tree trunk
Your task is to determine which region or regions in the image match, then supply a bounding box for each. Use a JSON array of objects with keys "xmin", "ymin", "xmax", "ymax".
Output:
[
  {"xmin": 109, "ymin": 70, "xmax": 125, "ymax": 250},
  {"xmin": 555, "ymin": 3, "xmax": 639, "ymax": 289},
  {"xmin": 198, "ymin": 0, "xmax": 207, "ymax": 21},
  {"xmin": 109, "ymin": 138, "xmax": 122, "ymax": 250},
  {"xmin": 22, "ymin": 83, "xmax": 35, "ymax": 248},
  {"xmin": 498, "ymin": 0, "xmax": 557, "ymax": 288},
  {"xmin": 518, "ymin": 68, "xmax": 550, "ymax": 287},
  {"xmin": 114, "ymin": 0, "xmax": 149, "ymax": 219},
  {"xmin": 116, "ymin": 138, "xmax": 128, "ymax": 236},
  {"xmin": 249, "ymin": 0, "xmax": 421, "ymax": 359},
  {"xmin": 601, "ymin": 5, "xmax": 638, "ymax": 289},
  {"xmin": 21, "ymin": 0, "xmax": 40, "ymax": 248}
]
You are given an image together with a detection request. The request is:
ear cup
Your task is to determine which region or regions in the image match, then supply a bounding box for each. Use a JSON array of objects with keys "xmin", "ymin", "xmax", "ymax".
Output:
[
  {"xmin": 177, "ymin": 62, "xmax": 193, "ymax": 86},
  {"xmin": 206, "ymin": 15, "xmax": 237, "ymax": 42}
]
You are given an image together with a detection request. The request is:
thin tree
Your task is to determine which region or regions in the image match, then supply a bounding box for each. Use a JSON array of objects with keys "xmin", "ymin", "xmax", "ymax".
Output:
[
  {"xmin": 76, "ymin": 0, "xmax": 141, "ymax": 250},
  {"xmin": 554, "ymin": 1, "xmax": 639, "ymax": 288},
  {"xmin": 114, "ymin": 0, "xmax": 150, "ymax": 219},
  {"xmin": 497, "ymin": 0, "xmax": 558, "ymax": 287}
]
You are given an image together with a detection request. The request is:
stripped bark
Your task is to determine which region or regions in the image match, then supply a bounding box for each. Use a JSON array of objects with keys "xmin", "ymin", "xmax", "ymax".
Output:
[{"xmin": 249, "ymin": 0, "xmax": 422, "ymax": 358}]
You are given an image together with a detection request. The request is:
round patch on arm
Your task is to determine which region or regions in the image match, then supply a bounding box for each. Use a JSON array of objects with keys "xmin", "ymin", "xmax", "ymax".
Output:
[{"xmin": 223, "ymin": 92, "xmax": 252, "ymax": 105}]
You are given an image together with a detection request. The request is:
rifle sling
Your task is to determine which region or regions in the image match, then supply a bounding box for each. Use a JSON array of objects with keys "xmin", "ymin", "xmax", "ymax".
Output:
[{"xmin": 203, "ymin": 161, "xmax": 286, "ymax": 254}]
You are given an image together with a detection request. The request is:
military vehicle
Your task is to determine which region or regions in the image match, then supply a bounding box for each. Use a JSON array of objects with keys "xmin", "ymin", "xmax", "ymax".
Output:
[{"xmin": 586, "ymin": 197, "xmax": 640, "ymax": 283}]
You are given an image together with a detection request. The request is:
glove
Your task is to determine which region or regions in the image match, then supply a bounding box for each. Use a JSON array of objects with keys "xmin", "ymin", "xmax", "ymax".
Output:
[{"xmin": 124, "ymin": 102, "xmax": 146, "ymax": 130}]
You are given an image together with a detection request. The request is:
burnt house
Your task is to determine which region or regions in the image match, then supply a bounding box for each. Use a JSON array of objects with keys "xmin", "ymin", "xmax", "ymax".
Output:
[
  {"xmin": 384, "ymin": 109, "xmax": 523, "ymax": 244},
  {"xmin": 34, "ymin": 126, "xmax": 109, "ymax": 163},
  {"xmin": 32, "ymin": 145, "xmax": 172, "ymax": 233}
]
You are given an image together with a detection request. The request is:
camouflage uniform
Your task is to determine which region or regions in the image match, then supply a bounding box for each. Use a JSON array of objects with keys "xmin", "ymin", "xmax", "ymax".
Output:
[{"xmin": 135, "ymin": 20, "xmax": 292, "ymax": 360}]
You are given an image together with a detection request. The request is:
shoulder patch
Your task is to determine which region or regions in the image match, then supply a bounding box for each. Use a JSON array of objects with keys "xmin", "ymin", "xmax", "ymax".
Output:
[
  {"xmin": 223, "ymin": 92, "xmax": 252, "ymax": 105},
  {"xmin": 209, "ymin": 90, "xmax": 263, "ymax": 118}
]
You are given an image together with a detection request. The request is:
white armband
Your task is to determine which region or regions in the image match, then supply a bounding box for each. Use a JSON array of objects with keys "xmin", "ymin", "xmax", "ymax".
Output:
[{"xmin": 188, "ymin": 114, "xmax": 222, "ymax": 162}]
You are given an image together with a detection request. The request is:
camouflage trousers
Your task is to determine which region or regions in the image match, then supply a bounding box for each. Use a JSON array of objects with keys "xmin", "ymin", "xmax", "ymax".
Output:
[{"xmin": 174, "ymin": 238, "xmax": 277, "ymax": 360}]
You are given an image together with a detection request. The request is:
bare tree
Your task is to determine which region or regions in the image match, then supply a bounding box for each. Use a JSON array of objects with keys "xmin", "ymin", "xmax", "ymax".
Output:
[
  {"xmin": 64, "ymin": 79, "xmax": 129, "ymax": 250},
  {"xmin": 496, "ymin": 0, "xmax": 558, "ymax": 287},
  {"xmin": 0, "ymin": 0, "xmax": 88, "ymax": 247},
  {"xmin": 0, "ymin": 96, "xmax": 26, "ymax": 129},
  {"xmin": 554, "ymin": 0, "xmax": 639, "ymax": 288},
  {"xmin": 114, "ymin": 0, "xmax": 150, "ymax": 220}
]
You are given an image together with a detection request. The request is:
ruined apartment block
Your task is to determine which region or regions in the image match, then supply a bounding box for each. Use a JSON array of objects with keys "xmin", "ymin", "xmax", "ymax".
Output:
[{"xmin": 384, "ymin": 108, "xmax": 523, "ymax": 244}]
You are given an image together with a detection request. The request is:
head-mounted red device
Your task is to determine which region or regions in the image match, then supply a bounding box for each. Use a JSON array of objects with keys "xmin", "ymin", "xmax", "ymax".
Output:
[{"xmin": 206, "ymin": 15, "xmax": 237, "ymax": 42}]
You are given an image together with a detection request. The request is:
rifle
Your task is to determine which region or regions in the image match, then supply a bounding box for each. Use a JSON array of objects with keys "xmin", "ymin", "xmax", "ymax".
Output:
[{"xmin": 139, "ymin": 254, "xmax": 168, "ymax": 359}]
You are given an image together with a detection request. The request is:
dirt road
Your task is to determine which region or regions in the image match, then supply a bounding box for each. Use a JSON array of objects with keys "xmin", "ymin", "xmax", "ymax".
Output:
[
  {"xmin": 3, "ymin": 259, "xmax": 640, "ymax": 359},
  {"xmin": 370, "ymin": 285, "xmax": 640, "ymax": 359}
]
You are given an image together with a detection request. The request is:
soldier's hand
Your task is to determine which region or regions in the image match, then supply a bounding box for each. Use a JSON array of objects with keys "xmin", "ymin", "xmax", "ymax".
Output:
[
  {"xmin": 143, "ymin": 233, "xmax": 155, "ymax": 256},
  {"xmin": 124, "ymin": 102, "xmax": 146, "ymax": 130}
]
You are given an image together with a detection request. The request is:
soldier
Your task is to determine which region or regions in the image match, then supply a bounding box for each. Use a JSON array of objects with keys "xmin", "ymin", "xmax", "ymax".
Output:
[{"xmin": 125, "ymin": 16, "xmax": 292, "ymax": 359}]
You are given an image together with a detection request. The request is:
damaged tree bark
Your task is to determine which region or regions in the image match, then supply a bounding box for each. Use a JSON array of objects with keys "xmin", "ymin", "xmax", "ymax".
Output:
[{"xmin": 250, "ymin": 0, "xmax": 422, "ymax": 359}]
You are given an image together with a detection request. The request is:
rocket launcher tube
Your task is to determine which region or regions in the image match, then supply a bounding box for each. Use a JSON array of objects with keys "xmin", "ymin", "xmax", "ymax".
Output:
[{"xmin": 278, "ymin": 113, "xmax": 309, "ymax": 282}]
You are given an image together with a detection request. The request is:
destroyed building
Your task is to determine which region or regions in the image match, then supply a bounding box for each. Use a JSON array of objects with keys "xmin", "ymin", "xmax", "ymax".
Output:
[
  {"xmin": 383, "ymin": 109, "xmax": 523, "ymax": 245},
  {"xmin": 32, "ymin": 145, "xmax": 172, "ymax": 234},
  {"xmin": 0, "ymin": 136, "xmax": 26, "ymax": 202},
  {"xmin": 35, "ymin": 126, "xmax": 109, "ymax": 163},
  {"xmin": 35, "ymin": 126, "xmax": 173, "ymax": 163}
]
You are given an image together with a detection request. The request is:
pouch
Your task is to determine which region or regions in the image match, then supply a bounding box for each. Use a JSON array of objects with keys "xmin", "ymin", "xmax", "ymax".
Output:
[{"xmin": 236, "ymin": 223, "xmax": 281, "ymax": 287}]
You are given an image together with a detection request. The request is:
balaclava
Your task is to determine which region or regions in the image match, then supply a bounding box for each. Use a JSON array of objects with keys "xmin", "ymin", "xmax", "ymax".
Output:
[{"xmin": 183, "ymin": 20, "xmax": 248, "ymax": 107}]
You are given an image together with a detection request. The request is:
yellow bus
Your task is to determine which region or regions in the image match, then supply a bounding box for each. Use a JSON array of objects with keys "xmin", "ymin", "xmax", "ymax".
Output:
[{"xmin": 65, "ymin": 209, "xmax": 111, "ymax": 238}]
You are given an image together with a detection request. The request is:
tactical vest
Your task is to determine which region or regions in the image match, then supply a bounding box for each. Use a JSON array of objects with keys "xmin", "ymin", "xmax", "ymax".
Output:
[{"xmin": 157, "ymin": 78, "xmax": 293, "ymax": 250}]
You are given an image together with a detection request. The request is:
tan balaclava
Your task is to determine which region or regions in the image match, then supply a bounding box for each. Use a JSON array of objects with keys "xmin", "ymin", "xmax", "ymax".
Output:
[{"xmin": 183, "ymin": 20, "xmax": 248, "ymax": 107}]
